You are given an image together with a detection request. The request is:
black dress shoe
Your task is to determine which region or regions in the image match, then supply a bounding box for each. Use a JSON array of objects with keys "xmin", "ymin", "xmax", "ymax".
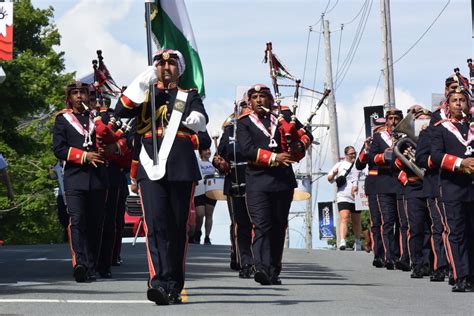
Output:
[
  {"xmin": 395, "ymin": 261, "xmax": 411, "ymax": 272},
  {"xmin": 73, "ymin": 264, "xmax": 87, "ymax": 283},
  {"xmin": 385, "ymin": 261, "xmax": 395, "ymax": 270},
  {"xmin": 230, "ymin": 261, "xmax": 241, "ymax": 271},
  {"xmin": 448, "ymin": 272, "xmax": 455, "ymax": 286},
  {"xmin": 452, "ymin": 278, "xmax": 466, "ymax": 293},
  {"xmin": 111, "ymin": 258, "xmax": 122, "ymax": 266},
  {"xmin": 99, "ymin": 269, "xmax": 112, "ymax": 279},
  {"xmin": 87, "ymin": 268, "xmax": 97, "ymax": 281},
  {"xmin": 271, "ymin": 276, "xmax": 282, "ymax": 285},
  {"xmin": 147, "ymin": 287, "xmax": 169, "ymax": 305},
  {"xmin": 168, "ymin": 291, "xmax": 182, "ymax": 304},
  {"xmin": 410, "ymin": 269, "xmax": 423, "ymax": 279},
  {"xmin": 430, "ymin": 270, "xmax": 445, "ymax": 282},
  {"xmin": 254, "ymin": 269, "xmax": 271, "ymax": 285},
  {"xmin": 372, "ymin": 258, "xmax": 385, "ymax": 268},
  {"xmin": 239, "ymin": 264, "xmax": 254, "ymax": 279}
]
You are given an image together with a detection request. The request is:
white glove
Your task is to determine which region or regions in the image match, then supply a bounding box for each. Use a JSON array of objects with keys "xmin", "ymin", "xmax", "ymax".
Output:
[
  {"xmin": 123, "ymin": 66, "xmax": 158, "ymax": 104},
  {"xmin": 182, "ymin": 111, "xmax": 206, "ymax": 133}
]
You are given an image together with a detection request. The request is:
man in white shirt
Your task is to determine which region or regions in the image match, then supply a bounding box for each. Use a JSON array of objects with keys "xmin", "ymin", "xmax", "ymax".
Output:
[{"xmin": 328, "ymin": 146, "xmax": 361, "ymax": 250}]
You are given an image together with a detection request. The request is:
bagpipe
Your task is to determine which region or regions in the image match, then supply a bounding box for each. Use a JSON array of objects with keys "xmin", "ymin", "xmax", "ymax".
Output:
[
  {"xmin": 263, "ymin": 42, "xmax": 331, "ymax": 161},
  {"xmin": 89, "ymin": 50, "xmax": 133, "ymax": 169}
]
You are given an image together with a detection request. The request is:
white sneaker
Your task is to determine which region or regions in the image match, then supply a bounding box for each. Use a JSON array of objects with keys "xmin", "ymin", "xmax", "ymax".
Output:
[
  {"xmin": 339, "ymin": 239, "xmax": 346, "ymax": 250},
  {"xmin": 354, "ymin": 239, "xmax": 362, "ymax": 251}
]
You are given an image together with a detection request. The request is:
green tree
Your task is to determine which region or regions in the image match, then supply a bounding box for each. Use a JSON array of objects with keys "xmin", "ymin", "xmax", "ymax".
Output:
[{"xmin": 0, "ymin": 0, "xmax": 74, "ymax": 244}]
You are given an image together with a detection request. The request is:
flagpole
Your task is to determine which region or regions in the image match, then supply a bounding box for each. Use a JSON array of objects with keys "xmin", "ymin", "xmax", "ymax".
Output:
[{"xmin": 145, "ymin": 0, "xmax": 158, "ymax": 165}]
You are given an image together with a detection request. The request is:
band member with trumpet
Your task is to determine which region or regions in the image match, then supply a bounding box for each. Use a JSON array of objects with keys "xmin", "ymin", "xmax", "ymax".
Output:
[
  {"xmin": 213, "ymin": 97, "xmax": 255, "ymax": 278},
  {"xmin": 53, "ymin": 81, "xmax": 108, "ymax": 282},
  {"xmin": 415, "ymin": 107, "xmax": 449, "ymax": 282},
  {"xmin": 431, "ymin": 87, "xmax": 474, "ymax": 292},
  {"xmin": 237, "ymin": 84, "xmax": 313, "ymax": 285},
  {"xmin": 394, "ymin": 106, "xmax": 433, "ymax": 278},
  {"xmin": 368, "ymin": 108, "xmax": 405, "ymax": 270},
  {"xmin": 115, "ymin": 49, "xmax": 208, "ymax": 304},
  {"xmin": 355, "ymin": 118, "xmax": 386, "ymax": 267}
]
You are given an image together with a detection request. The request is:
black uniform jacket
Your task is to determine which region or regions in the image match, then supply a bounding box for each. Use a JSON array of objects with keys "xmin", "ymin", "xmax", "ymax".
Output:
[
  {"xmin": 368, "ymin": 131, "xmax": 402, "ymax": 195},
  {"xmin": 430, "ymin": 118, "xmax": 474, "ymax": 202},
  {"xmin": 355, "ymin": 148, "xmax": 378, "ymax": 196},
  {"xmin": 236, "ymin": 108, "xmax": 313, "ymax": 192},
  {"xmin": 218, "ymin": 120, "xmax": 246, "ymax": 196},
  {"xmin": 115, "ymin": 86, "xmax": 208, "ymax": 182},
  {"xmin": 415, "ymin": 127, "xmax": 439, "ymax": 198},
  {"xmin": 53, "ymin": 110, "xmax": 108, "ymax": 191}
]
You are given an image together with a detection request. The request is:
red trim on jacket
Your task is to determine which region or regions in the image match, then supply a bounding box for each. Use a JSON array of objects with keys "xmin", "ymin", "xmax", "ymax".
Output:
[
  {"xmin": 440, "ymin": 154, "xmax": 460, "ymax": 172},
  {"xmin": 67, "ymin": 147, "xmax": 86, "ymax": 165}
]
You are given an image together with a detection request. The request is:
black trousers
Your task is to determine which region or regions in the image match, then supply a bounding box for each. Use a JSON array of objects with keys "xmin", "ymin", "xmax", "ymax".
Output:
[
  {"xmin": 246, "ymin": 190, "xmax": 293, "ymax": 277},
  {"xmin": 376, "ymin": 193, "xmax": 398, "ymax": 264},
  {"xmin": 441, "ymin": 200, "xmax": 474, "ymax": 280},
  {"xmin": 227, "ymin": 195, "xmax": 253, "ymax": 267},
  {"xmin": 367, "ymin": 194, "xmax": 384, "ymax": 260},
  {"xmin": 65, "ymin": 189, "xmax": 106, "ymax": 270},
  {"xmin": 139, "ymin": 177, "xmax": 193, "ymax": 293},
  {"xmin": 397, "ymin": 197, "xmax": 409, "ymax": 265},
  {"xmin": 427, "ymin": 198, "xmax": 448, "ymax": 271},
  {"xmin": 406, "ymin": 197, "xmax": 430, "ymax": 270}
]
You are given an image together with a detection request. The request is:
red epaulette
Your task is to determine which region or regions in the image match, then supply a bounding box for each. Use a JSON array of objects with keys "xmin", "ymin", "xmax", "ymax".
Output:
[
  {"xmin": 433, "ymin": 119, "xmax": 449, "ymax": 127},
  {"xmin": 238, "ymin": 108, "xmax": 253, "ymax": 120},
  {"xmin": 99, "ymin": 107, "xmax": 108, "ymax": 113},
  {"xmin": 279, "ymin": 105, "xmax": 290, "ymax": 111},
  {"xmin": 54, "ymin": 108, "xmax": 73, "ymax": 117}
]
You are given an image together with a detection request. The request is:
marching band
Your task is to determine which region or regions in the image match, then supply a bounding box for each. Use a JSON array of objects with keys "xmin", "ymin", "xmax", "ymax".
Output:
[{"xmin": 51, "ymin": 45, "xmax": 474, "ymax": 307}]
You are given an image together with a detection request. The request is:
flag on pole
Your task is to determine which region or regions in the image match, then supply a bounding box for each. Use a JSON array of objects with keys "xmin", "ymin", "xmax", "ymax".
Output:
[
  {"xmin": 151, "ymin": 0, "xmax": 205, "ymax": 97},
  {"xmin": 0, "ymin": 2, "xmax": 13, "ymax": 61}
]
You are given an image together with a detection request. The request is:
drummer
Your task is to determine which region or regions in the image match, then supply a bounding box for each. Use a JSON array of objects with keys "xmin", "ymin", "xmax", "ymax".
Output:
[{"xmin": 193, "ymin": 146, "xmax": 218, "ymax": 245}]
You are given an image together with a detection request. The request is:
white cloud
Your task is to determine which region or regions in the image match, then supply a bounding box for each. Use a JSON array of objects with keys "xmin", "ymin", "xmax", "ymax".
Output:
[{"xmin": 57, "ymin": 0, "xmax": 147, "ymax": 85}]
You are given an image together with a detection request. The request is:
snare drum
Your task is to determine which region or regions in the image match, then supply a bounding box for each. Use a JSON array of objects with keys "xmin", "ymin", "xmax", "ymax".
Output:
[
  {"xmin": 293, "ymin": 175, "xmax": 311, "ymax": 201},
  {"xmin": 205, "ymin": 174, "xmax": 226, "ymax": 200}
]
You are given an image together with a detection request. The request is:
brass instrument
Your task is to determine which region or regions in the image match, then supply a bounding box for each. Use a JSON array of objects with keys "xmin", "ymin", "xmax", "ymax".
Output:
[{"xmin": 392, "ymin": 112, "xmax": 425, "ymax": 179}]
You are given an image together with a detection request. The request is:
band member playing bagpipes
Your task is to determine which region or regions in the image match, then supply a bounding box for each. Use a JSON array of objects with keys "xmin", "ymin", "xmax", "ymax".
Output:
[
  {"xmin": 213, "ymin": 95, "xmax": 255, "ymax": 278},
  {"xmin": 236, "ymin": 84, "xmax": 313, "ymax": 285},
  {"xmin": 52, "ymin": 81, "xmax": 108, "ymax": 283},
  {"xmin": 114, "ymin": 49, "xmax": 208, "ymax": 305},
  {"xmin": 90, "ymin": 51, "xmax": 134, "ymax": 278},
  {"xmin": 430, "ymin": 83, "xmax": 474, "ymax": 292}
]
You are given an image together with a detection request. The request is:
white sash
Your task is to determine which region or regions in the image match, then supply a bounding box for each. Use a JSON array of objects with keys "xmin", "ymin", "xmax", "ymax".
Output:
[
  {"xmin": 62, "ymin": 112, "xmax": 94, "ymax": 136},
  {"xmin": 380, "ymin": 130, "xmax": 392, "ymax": 147},
  {"xmin": 140, "ymin": 90, "xmax": 189, "ymax": 181},
  {"xmin": 248, "ymin": 112, "xmax": 278, "ymax": 148},
  {"xmin": 439, "ymin": 111, "xmax": 474, "ymax": 155}
]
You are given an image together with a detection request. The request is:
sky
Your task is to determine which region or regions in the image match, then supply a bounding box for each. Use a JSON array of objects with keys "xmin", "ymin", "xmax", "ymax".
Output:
[{"xmin": 30, "ymin": 0, "xmax": 473, "ymax": 248}]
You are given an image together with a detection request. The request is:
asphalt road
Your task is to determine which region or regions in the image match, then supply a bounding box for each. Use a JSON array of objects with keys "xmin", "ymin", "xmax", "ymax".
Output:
[{"xmin": 0, "ymin": 242, "xmax": 472, "ymax": 315}]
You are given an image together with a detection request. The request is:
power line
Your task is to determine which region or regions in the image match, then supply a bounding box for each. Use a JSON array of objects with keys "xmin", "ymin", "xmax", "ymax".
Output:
[
  {"xmin": 335, "ymin": 0, "xmax": 373, "ymax": 89},
  {"xmin": 310, "ymin": 22, "xmax": 324, "ymax": 109},
  {"xmin": 325, "ymin": 0, "xmax": 339, "ymax": 15},
  {"xmin": 341, "ymin": 0, "xmax": 369, "ymax": 26},
  {"xmin": 310, "ymin": 0, "xmax": 332, "ymax": 27},
  {"xmin": 391, "ymin": 0, "xmax": 450, "ymax": 66},
  {"xmin": 298, "ymin": 27, "xmax": 312, "ymax": 117},
  {"xmin": 334, "ymin": 24, "xmax": 344, "ymax": 92}
]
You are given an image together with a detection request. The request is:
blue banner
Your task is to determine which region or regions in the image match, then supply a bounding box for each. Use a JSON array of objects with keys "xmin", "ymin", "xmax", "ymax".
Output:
[
  {"xmin": 0, "ymin": 154, "xmax": 8, "ymax": 170},
  {"xmin": 318, "ymin": 202, "xmax": 335, "ymax": 240}
]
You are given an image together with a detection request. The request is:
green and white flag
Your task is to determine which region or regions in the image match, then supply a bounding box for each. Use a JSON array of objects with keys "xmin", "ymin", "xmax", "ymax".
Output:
[{"xmin": 151, "ymin": 0, "xmax": 205, "ymax": 97}]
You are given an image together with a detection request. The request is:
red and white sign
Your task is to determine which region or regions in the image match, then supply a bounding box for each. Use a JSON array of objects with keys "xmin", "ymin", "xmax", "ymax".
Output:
[{"xmin": 0, "ymin": 2, "xmax": 13, "ymax": 60}]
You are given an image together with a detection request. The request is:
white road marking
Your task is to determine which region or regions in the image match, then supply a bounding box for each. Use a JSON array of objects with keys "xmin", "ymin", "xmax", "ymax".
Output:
[
  {"xmin": 0, "ymin": 281, "xmax": 50, "ymax": 287},
  {"xmin": 26, "ymin": 258, "xmax": 71, "ymax": 262},
  {"xmin": 122, "ymin": 237, "xmax": 145, "ymax": 243},
  {"xmin": 0, "ymin": 299, "xmax": 151, "ymax": 304}
]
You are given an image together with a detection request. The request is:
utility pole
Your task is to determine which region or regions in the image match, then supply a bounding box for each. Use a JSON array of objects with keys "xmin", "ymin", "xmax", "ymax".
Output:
[
  {"xmin": 381, "ymin": 0, "xmax": 396, "ymax": 109},
  {"xmin": 323, "ymin": 19, "xmax": 341, "ymax": 247},
  {"xmin": 305, "ymin": 144, "xmax": 313, "ymax": 249}
]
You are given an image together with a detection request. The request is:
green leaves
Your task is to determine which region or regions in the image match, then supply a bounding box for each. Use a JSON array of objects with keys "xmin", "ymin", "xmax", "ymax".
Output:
[{"xmin": 0, "ymin": 0, "xmax": 71, "ymax": 244}]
